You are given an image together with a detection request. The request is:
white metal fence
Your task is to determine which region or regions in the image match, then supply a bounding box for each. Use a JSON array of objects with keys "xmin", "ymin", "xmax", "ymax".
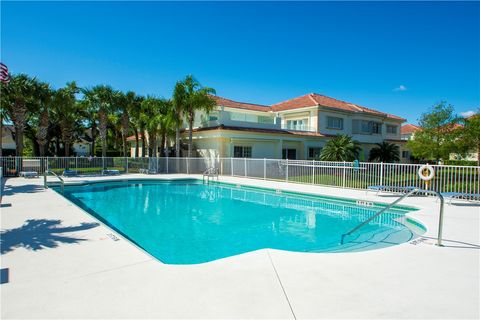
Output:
[{"xmin": 1, "ymin": 156, "xmax": 479, "ymax": 200}]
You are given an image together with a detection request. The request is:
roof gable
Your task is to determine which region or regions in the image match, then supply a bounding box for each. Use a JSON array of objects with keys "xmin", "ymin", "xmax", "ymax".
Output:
[
  {"xmin": 212, "ymin": 96, "xmax": 271, "ymax": 112},
  {"xmin": 401, "ymin": 124, "xmax": 421, "ymax": 134},
  {"xmin": 272, "ymin": 93, "xmax": 405, "ymax": 121}
]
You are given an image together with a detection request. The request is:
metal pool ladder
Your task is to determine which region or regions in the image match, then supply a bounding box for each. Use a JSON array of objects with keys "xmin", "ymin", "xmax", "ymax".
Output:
[
  {"xmin": 203, "ymin": 167, "xmax": 219, "ymax": 184},
  {"xmin": 341, "ymin": 188, "xmax": 419, "ymax": 244},
  {"xmin": 43, "ymin": 170, "xmax": 65, "ymax": 194}
]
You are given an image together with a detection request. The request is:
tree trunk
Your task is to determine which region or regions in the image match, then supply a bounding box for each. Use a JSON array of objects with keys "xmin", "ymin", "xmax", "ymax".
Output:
[
  {"xmin": 141, "ymin": 128, "xmax": 146, "ymax": 157},
  {"xmin": 134, "ymin": 128, "xmax": 139, "ymax": 158},
  {"xmin": 64, "ymin": 142, "xmax": 70, "ymax": 157},
  {"xmin": 98, "ymin": 109, "xmax": 108, "ymax": 158},
  {"xmin": 121, "ymin": 111, "xmax": 129, "ymax": 157},
  {"xmin": 477, "ymin": 143, "xmax": 480, "ymax": 167},
  {"xmin": 36, "ymin": 109, "xmax": 49, "ymax": 157},
  {"xmin": 188, "ymin": 111, "xmax": 193, "ymax": 158},
  {"xmin": 148, "ymin": 131, "xmax": 157, "ymax": 157},
  {"xmin": 55, "ymin": 137, "xmax": 60, "ymax": 156},
  {"xmin": 10, "ymin": 101, "xmax": 28, "ymax": 156},
  {"xmin": 0, "ymin": 115, "xmax": 3, "ymax": 158},
  {"xmin": 91, "ymin": 121, "xmax": 97, "ymax": 156},
  {"xmin": 175, "ymin": 127, "xmax": 180, "ymax": 157},
  {"xmin": 160, "ymin": 133, "xmax": 166, "ymax": 157},
  {"xmin": 15, "ymin": 126, "xmax": 24, "ymax": 156}
]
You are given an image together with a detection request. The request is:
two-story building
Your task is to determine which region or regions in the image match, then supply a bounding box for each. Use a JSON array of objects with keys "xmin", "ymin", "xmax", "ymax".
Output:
[{"xmin": 179, "ymin": 93, "xmax": 406, "ymax": 160}]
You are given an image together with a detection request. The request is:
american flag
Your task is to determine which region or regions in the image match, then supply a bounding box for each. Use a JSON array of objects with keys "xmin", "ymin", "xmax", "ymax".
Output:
[{"xmin": 1, "ymin": 62, "xmax": 11, "ymax": 84}]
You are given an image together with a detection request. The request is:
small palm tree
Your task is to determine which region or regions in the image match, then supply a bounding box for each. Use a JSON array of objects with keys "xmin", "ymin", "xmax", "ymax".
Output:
[
  {"xmin": 141, "ymin": 97, "xmax": 161, "ymax": 157},
  {"xmin": 88, "ymin": 85, "xmax": 115, "ymax": 157},
  {"xmin": 34, "ymin": 82, "xmax": 52, "ymax": 156},
  {"xmin": 1, "ymin": 74, "xmax": 40, "ymax": 156},
  {"xmin": 173, "ymin": 75, "xmax": 216, "ymax": 157},
  {"xmin": 368, "ymin": 141, "xmax": 400, "ymax": 162},
  {"xmin": 113, "ymin": 91, "xmax": 135, "ymax": 157},
  {"xmin": 52, "ymin": 82, "xmax": 80, "ymax": 156},
  {"xmin": 80, "ymin": 89, "xmax": 99, "ymax": 156},
  {"xmin": 319, "ymin": 134, "xmax": 361, "ymax": 161}
]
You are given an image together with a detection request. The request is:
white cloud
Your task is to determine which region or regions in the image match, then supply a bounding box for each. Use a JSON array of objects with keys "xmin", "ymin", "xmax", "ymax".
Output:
[
  {"xmin": 393, "ymin": 85, "xmax": 407, "ymax": 92},
  {"xmin": 460, "ymin": 110, "xmax": 476, "ymax": 118}
]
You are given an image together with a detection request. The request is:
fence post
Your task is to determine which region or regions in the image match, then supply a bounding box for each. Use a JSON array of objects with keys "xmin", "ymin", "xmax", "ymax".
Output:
[
  {"xmin": 166, "ymin": 155, "xmax": 169, "ymax": 174},
  {"xmin": 102, "ymin": 157, "xmax": 105, "ymax": 170},
  {"xmin": 75, "ymin": 157, "xmax": 78, "ymax": 171},
  {"xmin": 286, "ymin": 159, "xmax": 289, "ymax": 182},
  {"xmin": 231, "ymin": 157, "xmax": 233, "ymax": 176},
  {"xmin": 244, "ymin": 158, "xmax": 247, "ymax": 177},
  {"xmin": 342, "ymin": 161, "xmax": 346, "ymax": 188},
  {"xmin": 187, "ymin": 158, "xmax": 189, "ymax": 174},
  {"xmin": 126, "ymin": 157, "xmax": 129, "ymax": 173},
  {"xmin": 380, "ymin": 162, "xmax": 384, "ymax": 186},
  {"xmin": 264, "ymin": 158, "xmax": 266, "ymax": 180},
  {"xmin": 312, "ymin": 160, "xmax": 315, "ymax": 184}
]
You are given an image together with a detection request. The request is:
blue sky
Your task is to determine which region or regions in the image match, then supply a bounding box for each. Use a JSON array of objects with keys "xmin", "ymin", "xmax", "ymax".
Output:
[{"xmin": 1, "ymin": 1, "xmax": 479, "ymax": 124}]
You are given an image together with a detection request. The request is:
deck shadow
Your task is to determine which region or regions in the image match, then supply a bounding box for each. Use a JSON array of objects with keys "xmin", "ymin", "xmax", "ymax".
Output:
[
  {"xmin": 1, "ymin": 181, "xmax": 45, "ymax": 197},
  {"xmin": 0, "ymin": 219, "xmax": 99, "ymax": 254}
]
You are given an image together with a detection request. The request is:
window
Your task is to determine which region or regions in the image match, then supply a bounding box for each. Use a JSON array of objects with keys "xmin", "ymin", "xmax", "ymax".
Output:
[
  {"xmin": 286, "ymin": 119, "xmax": 308, "ymax": 130},
  {"xmin": 361, "ymin": 120, "xmax": 372, "ymax": 134},
  {"xmin": 258, "ymin": 116, "xmax": 274, "ymax": 124},
  {"xmin": 308, "ymin": 147, "xmax": 322, "ymax": 159},
  {"xmin": 282, "ymin": 148, "xmax": 297, "ymax": 159},
  {"xmin": 402, "ymin": 151, "xmax": 410, "ymax": 158},
  {"xmin": 208, "ymin": 111, "xmax": 219, "ymax": 121},
  {"xmin": 327, "ymin": 116, "xmax": 343, "ymax": 130},
  {"xmin": 387, "ymin": 125, "xmax": 397, "ymax": 134},
  {"xmin": 352, "ymin": 120, "xmax": 382, "ymax": 134},
  {"xmin": 233, "ymin": 146, "xmax": 252, "ymax": 158},
  {"xmin": 372, "ymin": 122, "xmax": 382, "ymax": 134},
  {"xmin": 230, "ymin": 112, "xmax": 246, "ymax": 121}
]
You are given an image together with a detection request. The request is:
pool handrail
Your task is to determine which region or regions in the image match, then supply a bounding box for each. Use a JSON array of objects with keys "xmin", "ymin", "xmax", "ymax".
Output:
[
  {"xmin": 44, "ymin": 170, "xmax": 65, "ymax": 194},
  {"xmin": 203, "ymin": 167, "xmax": 219, "ymax": 183},
  {"xmin": 341, "ymin": 188, "xmax": 419, "ymax": 245}
]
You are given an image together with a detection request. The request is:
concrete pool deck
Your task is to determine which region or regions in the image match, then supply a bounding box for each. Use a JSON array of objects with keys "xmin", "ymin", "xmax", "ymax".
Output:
[{"xmin": 1, "ymin": 174, "xmax": 479, "ymax": 319}]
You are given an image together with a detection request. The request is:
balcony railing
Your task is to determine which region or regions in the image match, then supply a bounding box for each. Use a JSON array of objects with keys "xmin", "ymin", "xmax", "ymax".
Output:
[{"xmin": 281, "ymin": 124, "xmax": 316, "ymax": 132}]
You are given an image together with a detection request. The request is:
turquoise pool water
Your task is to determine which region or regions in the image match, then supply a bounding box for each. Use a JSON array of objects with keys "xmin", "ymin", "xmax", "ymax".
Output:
[{"xmin": 58, "ymin": 179, "xmax": 422, "ymax": 264}]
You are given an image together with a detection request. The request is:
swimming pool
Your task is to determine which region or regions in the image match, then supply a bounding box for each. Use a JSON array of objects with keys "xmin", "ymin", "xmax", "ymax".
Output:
[{"xmin": 57, "ymin": 179, "xmax": 424, "ymax": 264}]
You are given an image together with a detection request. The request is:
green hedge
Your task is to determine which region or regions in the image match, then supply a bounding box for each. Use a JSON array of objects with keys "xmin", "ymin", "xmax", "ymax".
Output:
[{"xmin": 443, "ymin": 160, "xmax": 478, "ymax": 166}]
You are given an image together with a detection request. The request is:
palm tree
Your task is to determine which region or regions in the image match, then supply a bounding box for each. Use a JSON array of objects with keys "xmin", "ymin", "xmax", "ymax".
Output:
[
  {"xmin": 80, "ymin": 88, "xmax": 100, "ymax": 156},
  {"xmin": 88, "ymin": 85, "xmax": 115, "ymax": 157},
  {"xmin": 320, "ymin": 134, "xmax": 361, "ymax": 161},
  {"xmin": 173, "ymin": 75, "xmax": 216, "ymax": 157},
  {"xmin": 0, "ymin": 83, "xmax": 10, "ymax": 157},
  {"xmin": 172, "ymin": 81, "xmax": 185, "ymax": 157},
  {"xmin": 1, "ymin": 74, "xmax": 41, "ymax": 156},
  {"xmin": 35, "ymin": 82, "xmax": 53, "ymax": 156},
  {"xmin": 129, "ymin": 95, "xmax": 144, "ymax": 157},
  {"xmin": 140, "ymin": 97, "xmax": 161, "ymax": 157},
  {"xmin": 368, "ymin": 141, "xmax": 400, "ymax": 162},
  {"xmin": 116, "ymin": 91, "xmax": 137, "ymax": 157},
  {"xmin": 157, "ymin": 99, "xmax": 175, "ymax": 157},
  {"xmin": 52, "ymin": 82, "xmax": 80, "ymax": 156}
]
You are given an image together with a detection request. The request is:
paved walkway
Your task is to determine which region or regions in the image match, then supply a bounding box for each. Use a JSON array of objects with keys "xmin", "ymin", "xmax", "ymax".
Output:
[{"xmin": 1, "ymin": 174, "xmax": 479, "ymax": 319}]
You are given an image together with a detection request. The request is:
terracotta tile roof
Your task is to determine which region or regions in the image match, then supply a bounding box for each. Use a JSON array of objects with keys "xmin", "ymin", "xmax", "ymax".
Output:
[
  {"xmin": 271, "ymin": 94, "xmax": 317, "ymax": 111},
  {"xmin": 401, "ymin": 124, "xmax": 421, "ymax": 134},
  {"xmin": 271, "ymin": 93, "xmax": 405, "ymax": 121},
  {"xmin": 126, "ymin": 134, "xmax": 141, "ymax": 142},
  {"xmin": 211, "ymin": 95, "xmax": 271, "ymax": 112}
]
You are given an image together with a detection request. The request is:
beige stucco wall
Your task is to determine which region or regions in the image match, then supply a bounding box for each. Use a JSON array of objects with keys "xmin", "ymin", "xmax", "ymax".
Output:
[{"xmin": 317, "ymin": 108, "xmax": 403, "ymax": 144}]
